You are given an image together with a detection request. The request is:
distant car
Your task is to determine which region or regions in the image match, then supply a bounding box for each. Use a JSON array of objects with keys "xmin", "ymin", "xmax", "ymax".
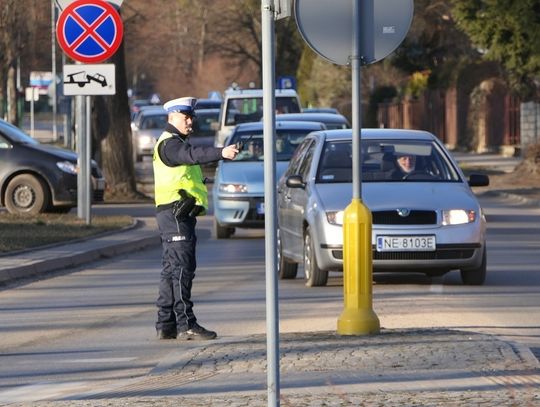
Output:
[
  {"xmin": 302, "ymin": 107, "xmax": 340, "ymax": 115},
  {"xmin": 276, "ymin": 112, "xmax": 350, "ymax": 130},
  {"xmin": 277, "ymin": 128, "xmax": 489, "ymax": 287},
  {"xmin": 195, "ymin": 98, "xmax": 222, "ymax": 110},
  {"xmin": 191, "ymin": 108, "xmax": 220, "ymax": 148},
  {"xmin": 131, "ymin": 105, "xmax": 164, "ymax": 129},
  {"xmin": 0, "ymin": 119, "xmax": 105, "ymax": 215},
  {"xmin": 131, "ymin": 108, "xmax": 167, "ymax": 162},
  {"xmin": 129, "ymin": 99, "xmax": 152, "ymax": 120},
  {"xmin": 215, "ymin": 88, "xmax": 302, "ymax": 147},
  {"xmin": 212, "ymin": 120, "xmax": 326, "ymax": 238}
]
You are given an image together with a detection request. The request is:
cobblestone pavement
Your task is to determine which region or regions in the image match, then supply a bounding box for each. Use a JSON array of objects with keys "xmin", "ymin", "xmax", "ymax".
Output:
[{"xmin": 18, "ymin": 329, "xmax": 540, "ymax": 406}]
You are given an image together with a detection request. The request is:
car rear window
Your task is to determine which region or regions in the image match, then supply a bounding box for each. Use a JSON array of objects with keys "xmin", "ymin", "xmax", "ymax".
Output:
[
  {"xmin": 225, "ymin": 97, "xmax": 301, "ymax": 126},
  {"xmin": 229, "ymin": 129, "xmax": 309, "ymax": 162}
]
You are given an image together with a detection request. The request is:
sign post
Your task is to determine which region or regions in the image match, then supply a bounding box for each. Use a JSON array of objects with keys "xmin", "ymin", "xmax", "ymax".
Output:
[
  {"xmin": 56, "ymin": 0, "xmax": 123, "ymax": 224},
  {"xmin": 294, "ymin": 0, "xmax": 413, "ymax": 335}
]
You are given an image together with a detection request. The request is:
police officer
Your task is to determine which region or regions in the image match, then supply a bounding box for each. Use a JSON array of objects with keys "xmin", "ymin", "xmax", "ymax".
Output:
[{"xmin": 153, "ymin": 96, "xmax": 239, "ymax": 340}]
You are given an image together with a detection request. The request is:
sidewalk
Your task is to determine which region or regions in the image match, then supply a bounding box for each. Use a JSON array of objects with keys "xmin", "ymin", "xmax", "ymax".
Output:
[{"xmin": 28, "ymin": 330, "xmax": 540, "ymax": 406}]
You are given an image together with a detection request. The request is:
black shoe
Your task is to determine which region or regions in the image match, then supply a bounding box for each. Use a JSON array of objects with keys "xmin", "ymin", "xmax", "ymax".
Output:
[
  {"xmin": 178, "ymin": 323, "xmax": 217, "ymax": 341},
  {"xmin": 157, "ymin": 329, "xmax": 177, "ymax": 340}
]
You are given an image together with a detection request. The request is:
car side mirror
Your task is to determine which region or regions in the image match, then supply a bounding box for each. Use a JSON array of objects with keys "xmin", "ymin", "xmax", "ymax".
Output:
[
  {"xmin": 286, "ymin": 175, "xmax": 306, "ymax": 189},
  {"xmin": 468, "ymin": 173, "xmax": 489, "ymax": 187}
]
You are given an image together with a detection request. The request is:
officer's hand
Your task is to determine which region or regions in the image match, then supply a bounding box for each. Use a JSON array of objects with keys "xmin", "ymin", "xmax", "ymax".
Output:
[{"xmin": 222, "ymin": 144, "xmax": 239, "ymax": 160}]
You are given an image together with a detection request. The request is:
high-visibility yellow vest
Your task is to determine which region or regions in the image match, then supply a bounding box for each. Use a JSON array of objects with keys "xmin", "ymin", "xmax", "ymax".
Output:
[{"xmin": 153, "ymin": 131, "xmax": 208, "ymax": 214}]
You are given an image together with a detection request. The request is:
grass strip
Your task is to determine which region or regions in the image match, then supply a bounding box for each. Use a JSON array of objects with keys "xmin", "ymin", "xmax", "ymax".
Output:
[{"xmin": 0, "ymin": 213, "xmax": 133, "ymax": 253}]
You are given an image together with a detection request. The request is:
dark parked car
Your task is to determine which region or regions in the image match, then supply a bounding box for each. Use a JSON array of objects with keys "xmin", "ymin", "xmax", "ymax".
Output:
[{"xmin": 0, "ymin": 119, "xmax": 105, "ymax": 215}]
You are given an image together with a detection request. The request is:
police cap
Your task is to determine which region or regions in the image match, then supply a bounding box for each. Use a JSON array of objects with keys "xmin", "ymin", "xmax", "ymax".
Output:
[{"xmin": 163, "ymin": 97, "xmax": 197, "ymax": 116}]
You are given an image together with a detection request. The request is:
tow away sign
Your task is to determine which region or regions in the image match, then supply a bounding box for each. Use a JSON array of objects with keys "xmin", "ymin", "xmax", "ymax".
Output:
[{"xmin": 63, "ymin": 64, "xmax": 116, "ymax": 95}]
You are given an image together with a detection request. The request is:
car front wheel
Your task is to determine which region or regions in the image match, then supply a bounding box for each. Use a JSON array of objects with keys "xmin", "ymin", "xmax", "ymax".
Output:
[
  {"xmin": 214, "ymin": 219, "xmax": 234, "ymax": 239},
  {"xmin": 303, "ymin": 227, "xmax": 328, "ymax": 287},
  {"xmin": 460, "ymin": 249, "xmax": 487, "ymax": 285},
  {"xmin": 5, "ymin": 174, "xmax": 50, "ymax": 215}
]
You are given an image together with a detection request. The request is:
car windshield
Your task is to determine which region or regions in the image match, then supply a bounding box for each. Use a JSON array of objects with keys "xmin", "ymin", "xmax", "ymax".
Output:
[
  {"xmin": 316, "ymin": 139, "xmax": 461, "ymax": 183},
  {"xmin": 225, "ymin": 97, "xmax": 300, "ymax": 126},
  {"xmin": 140, "ymin": 114, "xmax": 167, "ymax": 130},
  {"xmin": 229, "ymin": 130, "xmax": 307, "ymax": 162},
  {"xmin": 192, "ymin": 110, "xmax": 219, "ymax": 137}
]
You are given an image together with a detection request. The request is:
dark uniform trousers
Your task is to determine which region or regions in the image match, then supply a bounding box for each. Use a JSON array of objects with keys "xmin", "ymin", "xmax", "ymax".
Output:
[{"xmin": 155, "ymin": 208, "xmax": 198, "ymax": 333}]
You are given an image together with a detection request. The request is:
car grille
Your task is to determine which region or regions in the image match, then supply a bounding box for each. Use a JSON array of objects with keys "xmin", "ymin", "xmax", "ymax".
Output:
[
  {"xmin": 331, "ymin": 248, "xmax": 475, "ymax": 260},
  {"xmin": 372, "ymin": 210, "xmax": 437, "ymax": 225}
]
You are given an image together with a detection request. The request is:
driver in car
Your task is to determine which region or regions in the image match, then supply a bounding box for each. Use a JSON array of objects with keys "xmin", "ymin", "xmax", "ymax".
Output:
[
  {"xmin": 387, "ymin": 153, "xmax": 416, "ymax": 180},
  {"xmin": 397, "ymin": 153, "xmax": 416, "ymax": 174}
]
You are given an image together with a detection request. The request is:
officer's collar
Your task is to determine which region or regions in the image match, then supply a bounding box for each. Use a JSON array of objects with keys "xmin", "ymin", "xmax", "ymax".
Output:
[{"xmin": 166, "ymin": 123, "xmax": 188, "ymax": 141}]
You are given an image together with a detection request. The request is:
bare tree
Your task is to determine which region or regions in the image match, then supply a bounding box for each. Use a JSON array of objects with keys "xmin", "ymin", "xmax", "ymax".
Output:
[{"xmin": 0, "ymin": 0, "xmax": 33, "ymax": 123}]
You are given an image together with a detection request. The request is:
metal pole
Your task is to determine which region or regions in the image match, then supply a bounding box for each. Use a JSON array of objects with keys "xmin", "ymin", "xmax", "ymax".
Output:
[
  {"xmin": 51, "ymin": 0, "xmax": 58, "ymax": 142},
  {"xmin": 76, "ymin": 95, "xmax": 84, "ymax": 219},
  {"xmin": 351, "ymin": 0, "xmax": 362, "ymax": 199},
  {"xmin": 30, "ymin": 92, "xmax": 35, "ymax": 138},
  {"xmin": 85, "ymin": 95, "xmax": 92, "ymax": 225},
  {"xmin": 262, "ymin": 1, "xmax": 279, "ymax": 405}
]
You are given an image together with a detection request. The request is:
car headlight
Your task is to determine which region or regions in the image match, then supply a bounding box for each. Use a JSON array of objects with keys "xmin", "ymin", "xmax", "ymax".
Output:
[
  {"xmin": 219, "ymin": 183, "xmax": 248, "ymax": 193},
  {"xmin": 442, "ymin": 209, "xmax": 476, "ymax": 225},
  {"xmin": 139, "ymin": 135, "xmax": 154, "ymax": 146},
  {"xmin": 56, "ymin": 161, "xmax": 78, "ymax": 175},
  {"xmin": 326, "ymin": 210, "xmax": 344, "ymax": 226}
]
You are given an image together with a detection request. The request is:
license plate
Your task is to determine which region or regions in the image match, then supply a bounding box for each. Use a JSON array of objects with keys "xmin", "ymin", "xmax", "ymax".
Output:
[
  {"xmin": 376, "ymin": 235, "xmax": 436, "ymax": 252},
  {"xmin": 256, "ymin": 201, "xmax": 265, "ymax": 215}
]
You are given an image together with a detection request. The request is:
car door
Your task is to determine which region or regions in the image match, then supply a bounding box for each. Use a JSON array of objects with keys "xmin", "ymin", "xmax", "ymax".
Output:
[
  {"xmin": 278, "ymin": 138, "xmax": 313, "ymax": 260},
  {"xmin": 285, "ymin": 139, "xmax": 317, "ymax": 258}
]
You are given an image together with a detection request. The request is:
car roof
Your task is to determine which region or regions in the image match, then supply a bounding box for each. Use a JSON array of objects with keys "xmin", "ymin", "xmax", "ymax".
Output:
[
  {"xmin": 234, "ymin": 121, "xmax": 325, "ymax": 132},
  {"xmin": 302, "ymin": 107, "xmax": 339, "ymax": 114},
  {"xmin": 224, "ymin": 88, "xmax": 298, "ymax": 97},
  {"xmin": 195, "ymin": 98, "xmax": 222, "ymax": 107},
  {"xmin": 194, "ymin": 108, "xmax": 220, "ymax": 114},
  {"xmin": 276, "ymin": 112, "xmax": 348, "ymax": 123},
  {"xmin": 139, "ymin": 107, "xmax": 166, "ymax": 115},
  {"xmin": 309, "ymin": 128, "xmax": 437, "ymax": 141}
]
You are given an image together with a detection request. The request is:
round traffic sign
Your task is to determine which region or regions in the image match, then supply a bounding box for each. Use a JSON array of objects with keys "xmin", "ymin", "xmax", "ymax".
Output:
[
  {"xmin": 294, "ymin": 0, "xmax": 413, "ymax": 66},
  {"xmin": 56, "ymin": 0, "xmax": 123, "ymax": 63}
]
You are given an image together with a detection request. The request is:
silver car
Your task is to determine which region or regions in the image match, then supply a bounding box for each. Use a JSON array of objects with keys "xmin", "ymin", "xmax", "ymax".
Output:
[
  {"xmin": 212, "ymin": 120, "xmax": 326, "ymax": 238},
  {"xmin": 131, "ymin": 108, "xmax": 167, "ymax": 162},
  {"xmin": 277, "ymin": 129, "xmax": 489, "ymax": 287}
]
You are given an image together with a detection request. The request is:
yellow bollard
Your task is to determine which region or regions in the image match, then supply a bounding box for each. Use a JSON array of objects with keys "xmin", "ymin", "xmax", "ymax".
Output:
[{"xmin": 337, "ymin": 198, "xmax": 380, "ymax": 335}]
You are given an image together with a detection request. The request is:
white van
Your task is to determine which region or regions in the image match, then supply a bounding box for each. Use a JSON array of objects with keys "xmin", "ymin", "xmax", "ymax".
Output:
[{"xmin": 214, "ymin": 88, "xmax": 302, "ymax": 147}]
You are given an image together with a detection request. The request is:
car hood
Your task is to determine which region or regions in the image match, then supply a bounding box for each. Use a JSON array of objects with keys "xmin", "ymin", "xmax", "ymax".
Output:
[
  {"xmin": 217, "ymin": 161, "xmax": 289, "ymax": 192},
  {"xmin": 316, "ymin": 182, "xmax": 480, "ymax": 211},
  {"xmin": 24, "ymin": 142, "xmax": 78, "ymax": 161}
]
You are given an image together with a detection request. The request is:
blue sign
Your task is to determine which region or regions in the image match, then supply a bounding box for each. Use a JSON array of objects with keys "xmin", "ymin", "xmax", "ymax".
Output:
[
  {"xmin": 277, "ymin": 76, "xmax": 296, "ymax": 90},
  {"xmin": 56, "ymin": 0, "xmax": 124, "ymax": 63}
]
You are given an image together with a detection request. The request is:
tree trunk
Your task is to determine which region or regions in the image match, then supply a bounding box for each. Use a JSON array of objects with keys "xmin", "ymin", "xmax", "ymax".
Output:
[
  {"xmin": 99, "ymin": 40, "xmax": 141, "ymax": 200},
  {"xmin": 6, "ymin": 62, "xmax": 17, "ymax": 124}
]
